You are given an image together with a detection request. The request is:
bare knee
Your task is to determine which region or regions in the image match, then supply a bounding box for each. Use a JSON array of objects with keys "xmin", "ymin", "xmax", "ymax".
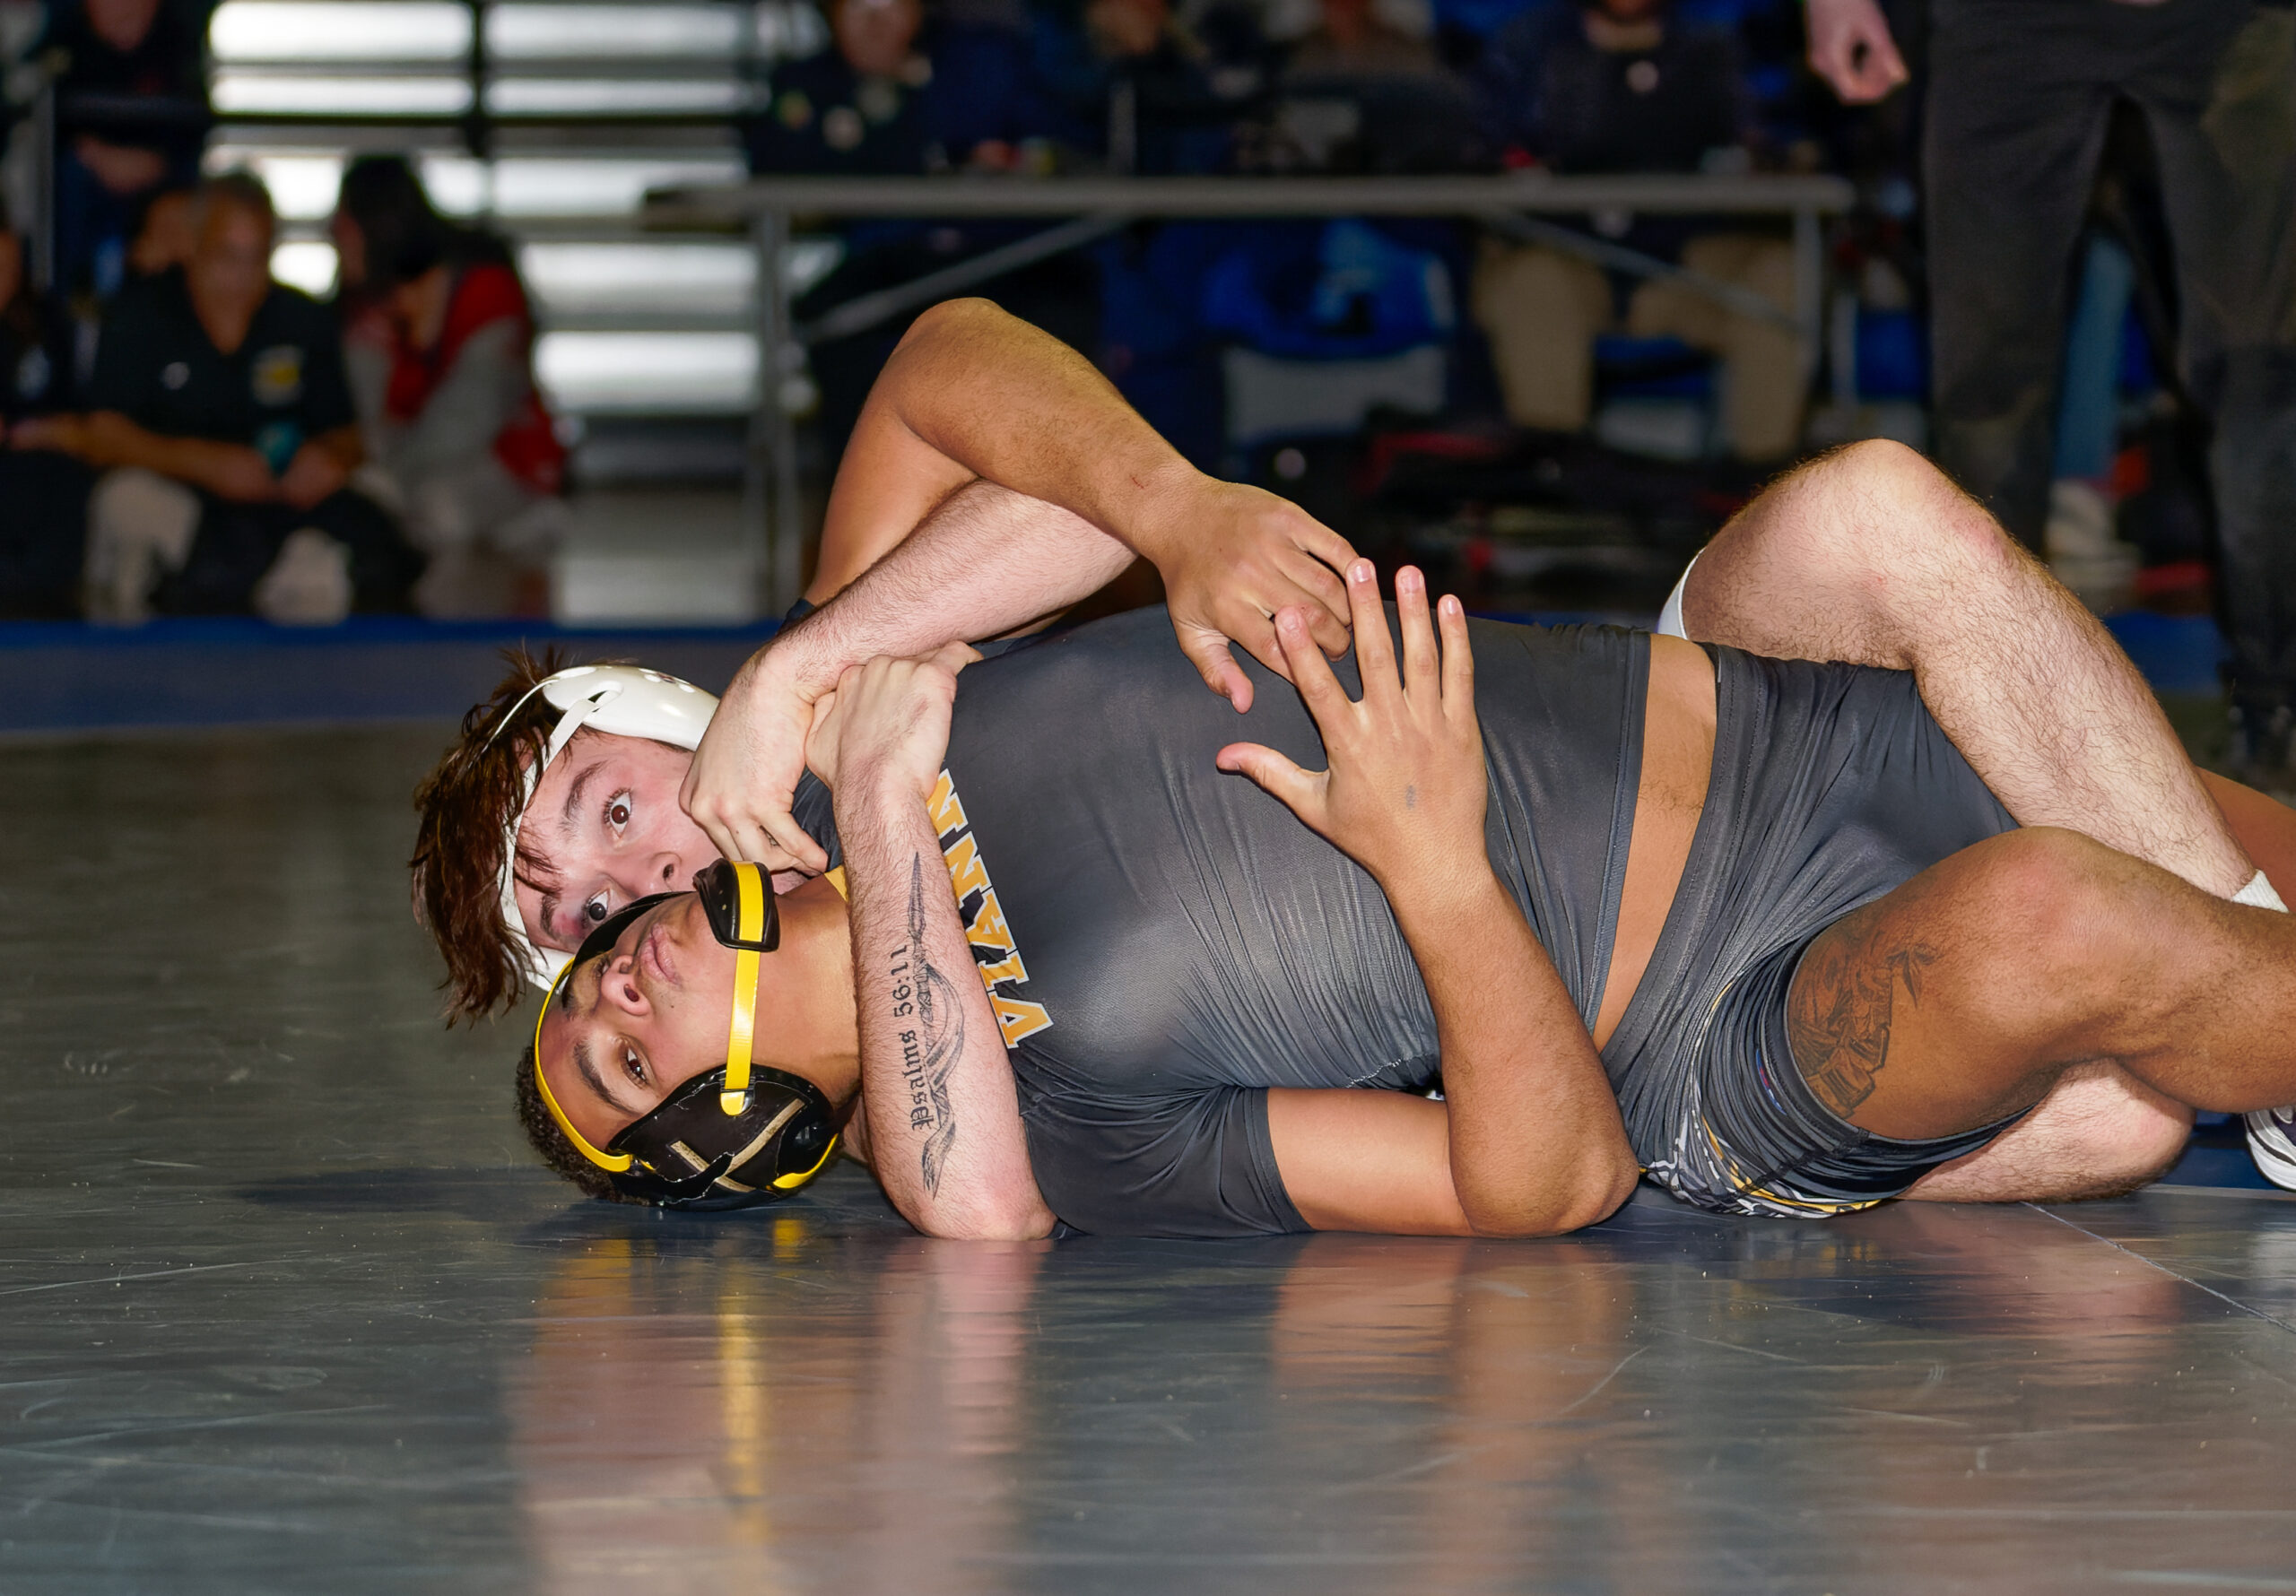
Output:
[{"xmin": 1961, "ymin": 828, "xmax": 2142, "ymax": 999}]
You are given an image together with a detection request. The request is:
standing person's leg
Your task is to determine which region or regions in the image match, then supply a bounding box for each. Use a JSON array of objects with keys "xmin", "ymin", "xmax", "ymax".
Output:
[
  {"xmin": 2135, "ymin": 3, "xmax": 2296, "ymax": 782},
  {"xmin": 1925, "ymin": 0, "xmax": 2118, "ymax": 549},
  {"xmin": 1680, "ymin": 438, "xmax": 2257, "ymax": 896},
  {"xmin": 0, "ymin": 451, "xmax": 94, "ymax": 619},
  {"xmin": 1782, "ymin": 828, "xmax": 2296, "ymax": 1154}
]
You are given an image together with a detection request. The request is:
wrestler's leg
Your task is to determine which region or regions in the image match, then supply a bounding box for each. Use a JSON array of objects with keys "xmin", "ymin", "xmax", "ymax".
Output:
[
  {"xmin": 1681, "ymin": 438, "xmax": 2256, "ymax": 898},
  {"xmin": 1905, "ymin": 772, "xmax": 2296, "ymax": 1200},
  {"xmin": 1788, "ymin": 828, "xmax": 2296, "ymax": 1167}
]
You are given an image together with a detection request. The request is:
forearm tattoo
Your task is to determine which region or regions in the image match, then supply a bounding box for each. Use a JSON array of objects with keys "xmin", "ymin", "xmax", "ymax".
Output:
[
  {"xmin": 889, "ymin": 854, "xmax": 965, "ymax": 1193},
  {"xmin": 1788, "ymin": 932, "xmax": 1937, "ymax": 1119}
]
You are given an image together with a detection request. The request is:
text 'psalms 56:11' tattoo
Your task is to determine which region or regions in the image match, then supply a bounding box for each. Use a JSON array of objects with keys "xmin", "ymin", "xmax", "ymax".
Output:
[{"xmin": 889, "ymin": 854, "xmax": 965, "ymax": 1193}]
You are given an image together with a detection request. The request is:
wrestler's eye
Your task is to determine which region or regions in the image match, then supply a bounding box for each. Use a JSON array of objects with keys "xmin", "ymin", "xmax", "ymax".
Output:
[
  {"xmin": 582, "ymin": 891, "xmax": 612, "ymax": 925},
  {"xmin": 620, "ymin": 1043, "xmax": 648, "ymax": 1089},
  {"xmin": 604, "ymin": 789, "xmax": 633, "ymax": 836}
]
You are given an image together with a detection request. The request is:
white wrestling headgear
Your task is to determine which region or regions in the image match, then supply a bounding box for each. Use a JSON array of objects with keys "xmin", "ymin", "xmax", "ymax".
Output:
[{"xmin": 489, "ymin": 664, "xmax": 718, "ymax": 990}]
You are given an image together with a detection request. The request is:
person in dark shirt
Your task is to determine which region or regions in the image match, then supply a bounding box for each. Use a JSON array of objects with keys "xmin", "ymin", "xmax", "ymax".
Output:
[
  {"xmin": 0, "ymin": 211, "xmax": 96, "ymax": 618},
  {"xmin": 748, "ymin": 0, "xmax": 1057, "ymax": 176},
  {"xmin": 69, "ymin": 173, "xmax": 419, "ymax": 623},
  {"xmin": 1468, "ymin": 0, "xmax": 1804, "ymax": 460},
  {"xmin": 752, "ymin": 0, "xmax": 1093, "ymax": 464},
  {"xmin": 1031, "ymin": 0, "xmax": 1265, "ymax": 175},
  {"xmin": 39, "ymin": 0, "xmax": 210, "ymax": 299}
]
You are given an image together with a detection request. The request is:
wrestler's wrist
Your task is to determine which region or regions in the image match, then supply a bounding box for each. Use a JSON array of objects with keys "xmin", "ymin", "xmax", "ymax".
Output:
[
  {"xmin": 1117, "ymin": 458, "xmax": 1211, "ymax": 567},
  {"xmin": 1380, "ymin": 856, "xmax": 1509, "ymax": 928}
]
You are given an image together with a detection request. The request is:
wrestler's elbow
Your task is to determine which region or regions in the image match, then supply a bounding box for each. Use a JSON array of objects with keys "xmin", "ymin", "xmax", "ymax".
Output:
[
  {"xmin": 1458, "ymin": 1151, "xmax": 1639, "ymax": 1238},
  {"xmin": 906, "ymin": 1189, "xmax": 1058, "ymax": 1242}
]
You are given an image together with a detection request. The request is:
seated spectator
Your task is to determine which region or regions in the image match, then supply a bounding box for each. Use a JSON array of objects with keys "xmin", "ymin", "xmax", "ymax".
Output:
[
  {"xmin": 1031, "ymin": 0, "xmax": 1267, "ymax": 174},
  {"xmin": 69, "ymin": 173, "xmax": 419, "ymax": 625},
  {"xmin": 753, "ymin": 0, "xmax": 1091, "ymax": 464},
  {"xmin": 126, "ymin": 185, "xmax": 194, "ymax": 279},
  {"xmin": 1286, "ymin": 0, "xmax": 1444, "ymax": 77},
  {"xmin": 39, "ymin": 0, "xmax": 209, "ymax": 300},
  {"xmin": 333, "ymin": 157, "xmax": 566, "ymax": 618},
  {"xmin": 749, "ymin": 0, "xmax": 1058, "ymax": 174},
  {"xmin": 0, "ymin": 209, "xmax": 96, "ymax": 619},
  {"xmin": 1469, "ymin": 0, "xmax": 1804, "ymax": 460}
]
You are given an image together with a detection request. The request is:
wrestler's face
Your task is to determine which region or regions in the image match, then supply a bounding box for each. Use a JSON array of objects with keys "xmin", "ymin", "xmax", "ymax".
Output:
[
  {"xmin": 534, "ymin": 893, "xmax": 752, "ymax": 1147},
  {"xmin": 514, "ymin": 732, "xmax": 716, "ymax": 953}
]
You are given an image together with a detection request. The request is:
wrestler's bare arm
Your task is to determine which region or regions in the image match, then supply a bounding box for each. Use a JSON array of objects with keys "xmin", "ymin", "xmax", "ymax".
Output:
[
  {"xmin": 820, "ymin": 648, "xmax": 1055, "ymax": 1240},
  {"xmin": 684, "ymin": 299, "xmax": 1360, "ymax": 873}
]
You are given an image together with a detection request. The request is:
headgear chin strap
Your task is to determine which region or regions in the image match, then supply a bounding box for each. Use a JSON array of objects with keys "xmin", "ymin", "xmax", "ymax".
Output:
[
  {"xmin": 530, "ymin": 859, "xmax": 839, "ymax": 1211},
  {"xmin": 489, "ymin": 664, "xmax": 720, "ymax": 992}
]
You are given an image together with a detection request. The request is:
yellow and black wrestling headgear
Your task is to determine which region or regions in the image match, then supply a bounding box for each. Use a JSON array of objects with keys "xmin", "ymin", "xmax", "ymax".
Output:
[{"xmin": 531, "ymin": 859, "xmax": 839, "ymax": 1210}]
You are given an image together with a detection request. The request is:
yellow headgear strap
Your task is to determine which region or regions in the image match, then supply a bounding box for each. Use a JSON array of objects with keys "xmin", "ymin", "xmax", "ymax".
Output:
[
  {"xmin": 532, "ymin": 956, "xmax": 634, "ymax": 1174},
  {"xmin": 720, "ymin": 862, "xmax": 767, "ymax": 1115}
]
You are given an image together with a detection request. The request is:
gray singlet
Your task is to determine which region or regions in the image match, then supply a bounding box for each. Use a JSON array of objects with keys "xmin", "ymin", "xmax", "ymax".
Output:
[{"xmin": 788, "ymin": 605, "xmax": 1648, "ymax": 1236}]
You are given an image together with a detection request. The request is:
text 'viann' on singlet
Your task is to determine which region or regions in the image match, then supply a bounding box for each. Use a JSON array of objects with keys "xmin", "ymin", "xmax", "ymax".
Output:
[{"xmin": 789, "ymin": 605, "xmax": 1647, "ymax": 1236}]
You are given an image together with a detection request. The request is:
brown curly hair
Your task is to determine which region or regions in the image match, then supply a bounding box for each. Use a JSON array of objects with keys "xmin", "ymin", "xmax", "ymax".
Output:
[
  {"xmin": 513, "ymin": 1035, "xmax": 630, "ymax": 1201},
  {"xmin": 410, "ymin": 646, "xmax": 631, "ymax": 1021}
]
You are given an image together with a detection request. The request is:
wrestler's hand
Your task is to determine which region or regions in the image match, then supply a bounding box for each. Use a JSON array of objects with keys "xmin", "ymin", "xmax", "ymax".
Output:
[
  {"xmin": 808, "ymin": 642, "xmax": 980, "ymax": 802},
  {"xmin": 1133, "ymin": 477, "xmax": 1357, "ymax": 715},
  {"xmin": 1216, "ymin": 561, "xmax": 1487, "ymax": 897},
  {"xmin": 682, "ymin": 648, "xmax": 831, "ymax": 874}
]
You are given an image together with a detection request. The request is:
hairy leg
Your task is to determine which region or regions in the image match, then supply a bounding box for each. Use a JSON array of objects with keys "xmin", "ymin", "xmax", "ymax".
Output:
[
  {"xmin": 1683, "ymin": 438, "xmax": 2255, "ymax": 897},
  {"xmin": 1789, "ymin": 829, "xmax": 2296, "ymax": 1169}
]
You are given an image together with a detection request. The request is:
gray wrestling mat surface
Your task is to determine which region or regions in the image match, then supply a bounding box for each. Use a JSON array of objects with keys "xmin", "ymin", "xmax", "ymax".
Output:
[{"xmin": 8, "ymin": 725, "xmax": 2296, "ymax": 1593}]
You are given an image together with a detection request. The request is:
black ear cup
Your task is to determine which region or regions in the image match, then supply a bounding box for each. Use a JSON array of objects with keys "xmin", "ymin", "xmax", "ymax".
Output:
[{"xmin": 605, "ymin": 1065, "xmax": 839, "ymax": 1210}]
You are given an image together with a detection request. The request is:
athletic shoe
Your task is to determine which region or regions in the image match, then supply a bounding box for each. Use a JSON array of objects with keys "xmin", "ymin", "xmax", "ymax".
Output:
[{"xmin": 2245, "ymin": 1106, "xmax": 2296, "ymax": 1191}]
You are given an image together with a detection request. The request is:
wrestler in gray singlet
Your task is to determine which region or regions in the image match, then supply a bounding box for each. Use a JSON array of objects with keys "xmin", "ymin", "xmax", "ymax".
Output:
[{"xmin": 789, "ymin": 606, "xmax": 2013, "ymax": 1236}]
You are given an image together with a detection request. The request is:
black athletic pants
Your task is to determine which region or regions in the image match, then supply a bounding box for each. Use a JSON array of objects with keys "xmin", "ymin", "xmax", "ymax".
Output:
[
  {"xmin": 1925, "ymin": 0, "xmax": 2296, "ymax": 712},
  {"xmin": 0, "ymin": 450, "xmax": 94, "ymax": 619},
  {"xmin": 154, "ymin": 488, "xmax": 422, "ymax": 616}
]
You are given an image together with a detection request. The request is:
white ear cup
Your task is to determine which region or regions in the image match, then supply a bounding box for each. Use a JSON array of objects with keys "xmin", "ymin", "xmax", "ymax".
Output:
[{"xmin": 495, "ymin": 666, "xmax": 721, "ymax": 987}]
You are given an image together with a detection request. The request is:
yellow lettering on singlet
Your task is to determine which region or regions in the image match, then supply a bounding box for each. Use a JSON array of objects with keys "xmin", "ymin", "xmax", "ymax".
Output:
[
  {"xmin": 990, "ymin": 991, "xmax": 1055, "ymax": 1046},
  {"xmin": 943, "ymin": 832, "xmax": 990, "ymax": 902},
  {"xmin": 926, "ymin": 769, "xmax": 968, "ymax": 839},
  {"xmin": 974, "ymin": 946, "xmax": 1028, "ymax": 989},
  {"xmin": 964, "ymin": 889, "xmax": 1017, "ymax": 957}
]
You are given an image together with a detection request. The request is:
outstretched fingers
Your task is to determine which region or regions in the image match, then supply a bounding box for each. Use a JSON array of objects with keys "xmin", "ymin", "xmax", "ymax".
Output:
[
  {"xmin": 1214, "ymin": 740, "xmax": 1326, "ymax": 824},
  {"xmin": 1343, "ymin": 559, "xmax": 1395, "ymax": 698},
  {"xmin": 1395, "ymin": 565, "xmax": 1439, "ymax": 707},
  {"xmin": 1438, "ymin": 591, "xmax": 1474, "ymax": 725},
  {"xmin": 1275, "ymin": 603, "xmax": 1353, "ymax": 727}
]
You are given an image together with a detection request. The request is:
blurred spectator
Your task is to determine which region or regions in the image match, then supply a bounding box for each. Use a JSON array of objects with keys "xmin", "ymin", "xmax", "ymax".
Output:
[
  {"xmin": 39, "ymin": 0, "xmax": 209, "ymax": 300},
  {"xmin": 0, "ymin": 207, "xmax": 95, "ymax": 618},
  {"xmin": 1468, "ymin": 0, "xmax": 1801, "ymax": 460},
  {"xmin": 756, "ymin": 0, "xmax": 1092, "ymax": 464},
  {"xmin": 748, "ymin": 0, "xmax": 1058, "ymax": 174},
  {"xmin": 1805, "ymin": 0, "xmax": 2296, "ymax": 783},
  {"xmin": 1286, "ymin": 0, "xmax": 1443, "ymax": 76},
  {"xmin": 1031, "ymin": 0, "xmax": 1266, "ymax": 173},
  {"xmin": 126, "ymin": 185, "xmax": 192, "ymax": 278},
  {"xmin": 73, "ymin": 174, "xmax": 418, "ymax": 625},
  {"xmin": 333, "ymin": 156, "xmax": 564, "ymax": 618}
]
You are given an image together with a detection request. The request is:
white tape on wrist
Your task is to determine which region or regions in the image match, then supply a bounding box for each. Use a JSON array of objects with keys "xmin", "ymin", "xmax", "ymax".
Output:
[{"xmin": 2235, "ymin": 870, "xmax": 2289, "ymax": 912}]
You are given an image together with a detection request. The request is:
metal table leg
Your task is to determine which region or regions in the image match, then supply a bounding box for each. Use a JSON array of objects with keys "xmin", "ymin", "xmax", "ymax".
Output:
[
  {"xmin": 1791, "ymin": 204, "xmax": 1824, "ymax": 385},
  {"xmin": 747, "ymin": 206, "xmax": 800, "ymax": 617}
]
